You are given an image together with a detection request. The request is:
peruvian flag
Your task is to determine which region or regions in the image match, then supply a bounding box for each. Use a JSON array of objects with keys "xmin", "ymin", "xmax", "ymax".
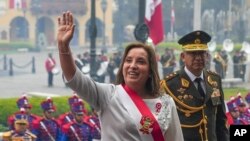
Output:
[
  {"xmin": 145, "ymin": 0, "xmax": 164, "ymax": 45},
  {"xmin": 9, "ymin": 0, "xmax": 26, "ymax": 9}
]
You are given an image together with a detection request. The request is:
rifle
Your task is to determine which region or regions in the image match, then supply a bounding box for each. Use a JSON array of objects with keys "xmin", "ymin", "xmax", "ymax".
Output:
[
  {"xmin": 40, "ymin": 121, "xmax": 55, "ymax": 141},
  {"xmin": 70, "ymin": 125, "xmax": 81, "ymax": 141}
]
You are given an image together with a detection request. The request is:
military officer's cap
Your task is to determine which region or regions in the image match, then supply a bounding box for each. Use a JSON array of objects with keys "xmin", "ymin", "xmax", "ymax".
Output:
[
  {"xmin": 14, "ymin": 108, "xmax": 29, "ymax": 124},
  {"xmin": 72, "ymin": 99, "xmax": 86, "ymax": 115},
  {"xmin": 68, "ymin": 92, "xmax": 79, "ymax": 106},
  {"xmin": 227, "ymin": 99, "xmax": 238, "ymax": 112},
  {"xmin": 235, "ymin": 94, "xmax": 246, "ymax": 107},
  {"xmin": 178, "ymin": 30, "xmax": 211, "ymax": 51},
  {"xmin": 41, "ymin": 97, "xmax": 56, "ymax": 112},
  {"xmin": 16, "ymin": 94, "xmax": 32, "ymax": 109}
]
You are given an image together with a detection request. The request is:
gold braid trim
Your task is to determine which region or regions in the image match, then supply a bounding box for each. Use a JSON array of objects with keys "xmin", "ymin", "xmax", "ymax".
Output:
[
  {"xmin": 181, "ymin": 116, "xmax": 204, "ymax": 128},
  {"xmin": 177, "ymin": 106, "xmax": 200, "ymax": 115},
  {"xmin": 161, "ymin": 80, "xmax": 205, "ymax": 110},
  {"xmin": 161, "ymin": 80, "xmax": 208, "ymax": 141}
]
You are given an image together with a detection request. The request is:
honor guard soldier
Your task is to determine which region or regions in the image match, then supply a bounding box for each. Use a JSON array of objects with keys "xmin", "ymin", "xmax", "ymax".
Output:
[
  {"xmin": 226, "ymin": 98, "xmax": 248, "ymax": 126},
  {"xmin": 33, "ymin": 97, "xmax": 62, "ymax": 141},
  {"xmin": 2, "ymin": 108, "xmax": 37, "ymax": 141},
  {"xmin": 8, "ymin": 94, "xmax": 40, "ymax": 133},
  {"xmin": 235, "ymin": 94, "xmax": 250, "ymax": 123},
  {"xmin": 85, "ymin": 108, "xmax": 101, "ymax": 141},
  {"xmin": 61, "ymin": 99, "xmax": 93, "ymax": 141},
  {"xmin": 245, "ymin": 92, "xmax": 250, "ymax": 111},
  {"xmin": 57, "ymin": 93, "xmax": 80, "ymax": 127},
  {"xmin": 161, "ymin": 30, "xmax": 229, "ymax": 141}
]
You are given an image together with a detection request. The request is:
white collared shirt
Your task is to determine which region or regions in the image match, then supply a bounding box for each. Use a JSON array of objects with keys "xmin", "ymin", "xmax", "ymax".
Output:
[{"xmin": 184, "ymin": 66, "xmax": 206, "ymax": 94}]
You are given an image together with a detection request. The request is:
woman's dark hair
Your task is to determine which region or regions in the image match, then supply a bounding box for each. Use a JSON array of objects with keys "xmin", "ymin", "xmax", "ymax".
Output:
[{"xmin": 116, "ymin": 42, "xmax": 160, "ymax": 96}]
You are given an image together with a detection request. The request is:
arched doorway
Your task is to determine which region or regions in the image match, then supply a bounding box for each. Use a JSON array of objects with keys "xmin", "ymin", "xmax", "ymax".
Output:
[
  {"xmin": 9, "ymin": 16, "xmax": 29, "ymax": 41},
  {"xmin": 36, "ymin": 16, "xmax": 55, "ymax": 49}
]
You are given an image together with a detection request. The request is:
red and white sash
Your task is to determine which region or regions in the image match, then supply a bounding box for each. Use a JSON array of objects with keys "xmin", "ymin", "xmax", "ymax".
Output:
[{"xmin": 117, "ymin": 84, "xmax": 165, "ymax": 141}]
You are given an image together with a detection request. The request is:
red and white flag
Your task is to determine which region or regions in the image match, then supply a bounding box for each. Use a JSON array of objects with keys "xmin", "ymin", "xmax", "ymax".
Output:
[
  {"xmin": 171, "ymin": 7, "xmax": 175, "ymax": 28},
  {"xmin": 145, "ymin": 0, "xmax": 164, "ymax": 46},
  {"xmin": 9, "ymin": 0, "xmax": 26, "ymax": 9}
]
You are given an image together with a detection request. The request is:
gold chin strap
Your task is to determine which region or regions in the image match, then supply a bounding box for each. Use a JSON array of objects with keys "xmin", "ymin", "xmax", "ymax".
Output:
[{"xmin": 161, "ymin": 80, "xmax": 208, "ymax": 141}]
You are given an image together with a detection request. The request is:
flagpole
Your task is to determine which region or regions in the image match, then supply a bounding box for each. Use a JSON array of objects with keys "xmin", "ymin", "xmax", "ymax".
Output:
[
  {"xmin": 134, "ymin": 0, "xmax": 149, "ymax": 44},
  {"xmin": 138, "ymin": 0, "xmax": 146, "ymax": 24},
  {"xmin": 193, "ymin": 0, "xmax": 201, "ymax": 30},
  {"xmin": 89, "ymin": 0, "xmax": 97, "ymax": 81},
  {"xmin": 170, "ymin": 0, "xmax": 174, "ymax": 40}
]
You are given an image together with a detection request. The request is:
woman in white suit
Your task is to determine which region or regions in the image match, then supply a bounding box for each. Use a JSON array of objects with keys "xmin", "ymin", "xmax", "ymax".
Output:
[{"xmin": 57, "ymin": 11, "xmax": 183, "ymax": 141}]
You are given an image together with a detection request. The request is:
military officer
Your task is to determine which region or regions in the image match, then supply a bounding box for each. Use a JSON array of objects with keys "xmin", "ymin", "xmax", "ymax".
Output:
[
  {"xmin": 8, "ymin": 94, "xmax": 40, "ymax": 133},
  {"xmin": 2, "ymin": 108, "xmax": 37, "ymax": 141},
  {"xmin": 61, "ymin": 99, "xmax": 93, "ymax": 141},
  {"xmin": 161, "ymin": 30, "xmax": 229, "ymax": 141},
  {"xmin": 33, "ymin": 97, "xmax": 62, "ymax": 141}
]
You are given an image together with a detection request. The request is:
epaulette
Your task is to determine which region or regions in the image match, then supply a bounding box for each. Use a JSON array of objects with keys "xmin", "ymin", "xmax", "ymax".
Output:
[
  {"xmin": 62, "ymin": 121, "xmax": 74, "ymax": 133},
  {"xmin": 2, "ymin": 130, "xmax": 14, "ymax": 138},
  {"xmin": 206, "ymin": 70, "xmax": 220, "ymax": 77},
  {"xmin": 164, "ymin": 71, "xmax": 178, "ymax": 81},
  {"xmin": 26, "ymin": 131, "xmax": 37, "ymax": 139}
]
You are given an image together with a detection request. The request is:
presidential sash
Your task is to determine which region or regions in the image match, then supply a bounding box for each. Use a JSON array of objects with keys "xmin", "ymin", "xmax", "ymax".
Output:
[{"xmin": 118, "ymin": 84, "xmax": 165, "ymax": 141}]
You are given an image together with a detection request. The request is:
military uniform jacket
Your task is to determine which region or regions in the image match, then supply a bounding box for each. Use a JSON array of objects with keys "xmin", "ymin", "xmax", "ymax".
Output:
[
  {"xmin": 2, "ymin": 130, "xmax": 37, "ymax": 141},
  {"xmin": 8, "ymin": 114, "xmax": 40, "ymax": 133},
  {"xmin": 57, "ymin": 112, "xmax": 74, "ymax": 127},
  {"xmin": 61, "ymin": 121, "xmax": 93, "ymax": 141},
  {"xmin": 85, "ymin": 116, "xmax": 101, "ymax": 140},
  {"xmin": 226, "ymin": 112, "xmax": 248, "ymax": 126},
  {"xmin": 161, "ymin": 68, "xmax": 229, "ymax": 141},
  {"xmin": 33, "ymin": 118, "xmax": 62, "ymax": 141}
]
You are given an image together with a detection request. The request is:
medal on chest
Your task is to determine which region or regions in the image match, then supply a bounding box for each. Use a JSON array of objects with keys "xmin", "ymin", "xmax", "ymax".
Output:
[{"xmin": 155, "ymin": 102, "xmax": 162, "ymax": 114}]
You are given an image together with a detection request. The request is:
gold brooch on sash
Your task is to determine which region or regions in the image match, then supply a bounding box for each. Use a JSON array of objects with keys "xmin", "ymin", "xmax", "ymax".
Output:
[
  {"xmin": 207, "ymin": 76, "xmax": 218, "ymax": 87},
  {"xmin": 139, "ymin": 116, "xmax": 154, "ymax": 134}
]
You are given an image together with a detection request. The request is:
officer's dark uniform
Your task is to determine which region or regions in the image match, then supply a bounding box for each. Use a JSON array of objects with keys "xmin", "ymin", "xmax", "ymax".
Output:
[{"xmin": 161, "ymin": 31, "xmax": 229, "ymax": 141}]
